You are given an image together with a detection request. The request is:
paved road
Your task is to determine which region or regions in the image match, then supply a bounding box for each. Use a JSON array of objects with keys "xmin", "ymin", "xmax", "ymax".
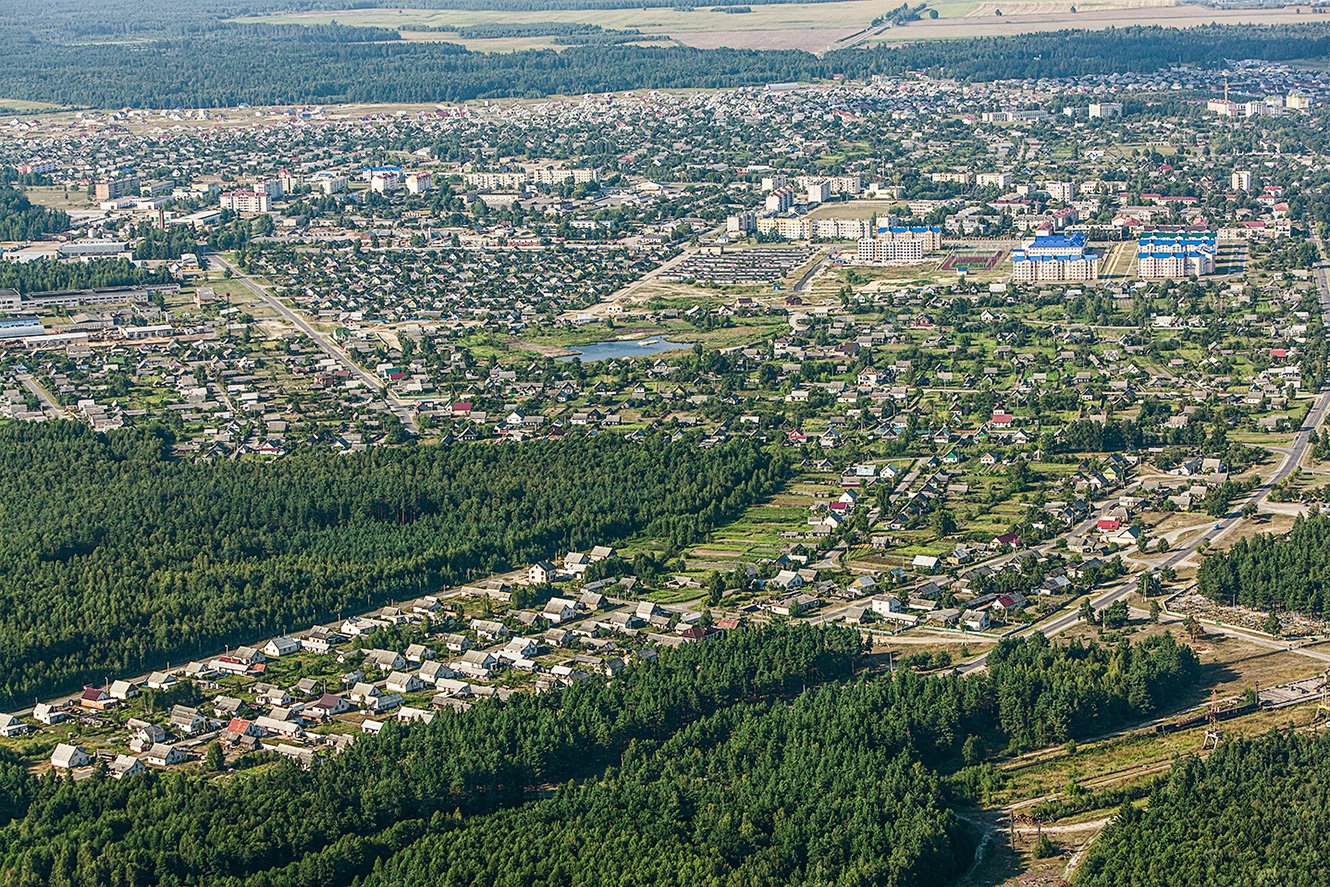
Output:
[
  {"xmin": 792, "ymin": 250, "xmax": 833, "ymax": 294},
  {"xmin": 17, "ymin": 372, "xmax": 64, "ymax": 418},
  {"xmin": 209, "ymin": 253, "xmax": 418, "ymax": 433}
]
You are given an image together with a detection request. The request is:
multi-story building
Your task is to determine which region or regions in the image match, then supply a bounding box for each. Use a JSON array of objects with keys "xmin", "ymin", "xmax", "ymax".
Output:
[
  {"xmin": 17, "ymin": 160, "xmax": 58, "ymax": 176},
  {"xmin": 1136, "ymin": 232, "xmax": 1217, "ymax": 278},
  {"xmin": 94, "ymin": 176, "xmax": 139, "ymax": 201},
  {"xmin": 1232, "ymin": 171, "xmax": 1252, "ymax": 192},
  {"xmin": 976, "ymin": 172, "xmax": 1012, "ymax": 189},
  {"xmin": 1011, "ymin": 233, "xmax": 1100, "ymax": 282},
  {"xmin": 220, "ymin": 190, "xmax": 272, "ymax": 214},
  {"xmin": 525, "ymin": 166, "xmax": 597, "ymax": 186},
  {"xmin": 764, "ymin": 186, "xmax": 795, "ymax": 214},
  {"xmin": 1088, "ymin": 102, "xmax": 1122, "ymax": 119},
  {"xmin": 726, "ymin": 211, "xmax": 757, "ymax": 235},
  {"xmin": 405, "ymin": 172, "xmax": 433, "ymax": 195},
  {"xmin": 794, "ymin": 175, "xmax": 862, "ymax": 196},
  {"xmin": 875, "ymin": 224, "xmax": 942, "ymax": 251},
  {"xmin": 805, "ymin": 181, "xmax": 831, "ymax": 205},
  {"xmin": 856, "ymin": 236, "xmax": 925, "ymax": 266},
  {"xmin": 1042, "ymin": 181, "xmax": 1076, "ymax": 203},
  {"xmin": 463, "ymin": 171, "xmax": 526, "ymax": 191},
  {"xmin": 313, "ymin": 173, "xmax": 347, "ymax": 195}
]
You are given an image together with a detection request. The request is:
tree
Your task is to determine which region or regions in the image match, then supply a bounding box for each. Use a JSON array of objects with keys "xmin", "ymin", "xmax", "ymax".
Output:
[
  {"xmin": 705, "ymin": 571, "xmax": 724, "ymax": 608},
  {"xmin": 1102, "ymin": 599, "xmax": 1129, "ymax": 629},
  {"xmin": 1264, "ymin": 611, "xmax": 1282, "ymax": 637},
  {"xmin": 204, "ymin": 741, "xmax": 225, "ymax": 772}
]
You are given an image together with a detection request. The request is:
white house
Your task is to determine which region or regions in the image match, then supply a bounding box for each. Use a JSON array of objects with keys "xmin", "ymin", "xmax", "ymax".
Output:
[
  {"xmin": 264, "ymin": 636, "xmax": 302, "ymax": 658},
  {"xmin": 146, "ymin": 743, "xmax": 189, "ymax": 766},
  {"xmin": 51, "ymin": 744, "xmax": 92, "ymax": 769}
]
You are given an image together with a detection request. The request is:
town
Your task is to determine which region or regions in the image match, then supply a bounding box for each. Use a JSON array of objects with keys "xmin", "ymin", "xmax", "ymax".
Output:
[{"xmin": 4, "ymin": 52, "xmax": 1330, "ymax": 884}]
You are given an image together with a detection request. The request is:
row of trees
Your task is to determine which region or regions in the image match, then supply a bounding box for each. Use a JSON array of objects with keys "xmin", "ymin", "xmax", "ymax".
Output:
[
  {"xmin": 0, "ymin": 257, "xmax": 172, "ymax": 294},
  {"xmin": 1, "ymin": 23, "xmax": 1329, "ymax": 107},
  {"xmin": 0, "ymin": 421, "xmax": 786, "ymax": 703},
  {"xmin": 0, "ymin": 625, "xmax": 1203, "ymax": 886}
]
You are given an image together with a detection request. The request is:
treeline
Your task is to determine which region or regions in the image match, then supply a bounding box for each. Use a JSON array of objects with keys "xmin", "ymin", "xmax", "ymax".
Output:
[
  {"xmin": 0, "ymin": 258, "xmax": 173, "ymax": 294},
  {"xmin": 0, "ymin": 626, "xmax": 1202, "ymax": 885},
  {"xmin": 1079, "ymin": 730, "xmax": 1330, "ymax": 885},
  {"xmin": 0, "ymin": 421, "xmax": 786, "ymax": 704},
  {"xmin": 1, "ymin": 23, "xmax": 1330, "ymax": 107},
  {"xmin": 0, "ymin": 185, "xmax": 68, "ymax": 241},
  {"xmin": 1197, "ymin": 512, "xmax": 1330, "ymax": 617}
]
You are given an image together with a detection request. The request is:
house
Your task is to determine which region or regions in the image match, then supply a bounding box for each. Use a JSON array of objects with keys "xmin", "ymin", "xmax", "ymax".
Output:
[
  {"xmin": 110, "ymin": 755, "xmax": 146, "ymax": 780},
  {"xmin": 364, "ymin": 692, "xmax": 404, "ymax": 713},
  {"xmin": 404, "ymin": 643, "xmax": 432, "ymax": 664},
  {"xmin": 499, "ymin": 637, "xmax": 540, "ymax": 661},
  {"xmin": 78, "ymin": 687, "xmax": 116, "ymax": 710},
  {"xmin": 771, "ymin": 593, "xmax": 820, "ymax": 617},
  {"xmin": 51, "ymin": 744, "xmax": 92, "ymax": 769},
  {"xmin": 579, "ymin": 590, "xmax": 609, "ymax": 610},
  {"xmin": 962, "ymin": 610, "xmax": 991, "ymax": 631},
  {"xmin": 589, "ymin": 545, "xmax": 615, "ymax": 562},
  {"xmin": 542, "ymin": 597, "xmax": 578, "ymax": 624},
  {"xmin": 295, "ymin": 677, "xmax": 325, "ymax": 698},
  {"xmin": 912, "ymin": 555, "xmax": 940, "ymax": 572},
  {"xmin": 33, "ymin": 702, "xmax": 67, "ymax": 725},
  {"xmin": 529, "ymin": 560, "xmax": 557, "ymax": 585},
  {"xmin": 263, "ymin": 636, "xmax": 301, "ymax": 658},
  {"xmin": 453, "ymin": 650, "xmax": 499, "ymax": 679},
  {"xmin": 386, "ymin": 671, "xmax": 425, "ymax": 694},
  {"xmin": 109, "ymin": 679, "xmax": 140, "ymax": 701},
  {"xmin": 253, "ymin": 683, "xmax": 290, "ymax": 706},
  {"xmin": 397, "ymin": 706, "xmax": 435, "ymax": 724},
  {"xmin": 146, "ymin": 671, "xmax": 178, "ymax": 691},
  {"xmin": 254, "ymin": 716, "xmax": 306, "ymax": 738},
  {"xmin": 233, "ymin": 646, "xmax": 266, "ymax": 664},
  {"xmin": 0, "ymin": 714, "xmax": 29, "ymax": 737},
  {"xmin": 441, "ymin": 633, "xmax": 472, "ymax": 653},
  {"xmin": 470, "ymin": 619, "xmax": 509, "ymax": 643},
  {"xmin": 225, "ymin": 718, "xmax": 264, "ymax": 740},
  {"xmin": 128, "ymin": 719, "xmax": 168, "ymax": 751},
  {"xmin": 146, "ymin": 743, "xmax": 189, "ymax": 767},
  {"xmin": 307, "ymin": 693, "xmax": 351, "ymax": 718},
  {"xmin": 169, "ymin": 705, "xmax": 206, "ymax": 735},
  {"xmin": 363, "ymin": 649, "xmax": 407, "ymax": 672},
  {"xmin": 994, "ymin": 533, "xmax": 1022, "ymax": 550},
  {"xmin": 412, "ymin": 659, "xmax": 454, "ymax": 685}
]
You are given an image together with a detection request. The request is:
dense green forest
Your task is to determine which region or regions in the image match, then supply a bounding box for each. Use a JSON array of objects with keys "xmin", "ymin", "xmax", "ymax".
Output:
[
  {"xmin": 0, "ymin": 18, "xmax": 1327, "ymax": 106},
  {"xmin": 0, "ymin": 186, "xmax": 68, "ymax": 241},
  {"xmin": 1197, "ymin": 512, "xmax": 1330, "ymax": 617},
  {"xmin": 0, "ymin": 625, "xmax": 1201, "ymax": 886},
  {"xmin": 1078, "ymin": 730, "xmax": 1330, "ymax": 885},
  {"xmin": 0, "ymin": 421, "xmax": 785, "ymax": 704},
  {"xmin": 0, "ymin": 258, "xmax": 173, "ymax": 294}
]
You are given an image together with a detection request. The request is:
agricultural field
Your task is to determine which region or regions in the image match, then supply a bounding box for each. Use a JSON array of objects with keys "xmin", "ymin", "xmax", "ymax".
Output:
[{"xmin": 228, "ymin": 0, "xmax": 1272, "ymax": 52}]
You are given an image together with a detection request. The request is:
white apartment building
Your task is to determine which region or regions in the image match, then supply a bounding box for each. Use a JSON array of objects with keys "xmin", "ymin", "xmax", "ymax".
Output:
[{"xmin": 220, "ymin": 190, "xmax": 271, "ymax": 213}]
